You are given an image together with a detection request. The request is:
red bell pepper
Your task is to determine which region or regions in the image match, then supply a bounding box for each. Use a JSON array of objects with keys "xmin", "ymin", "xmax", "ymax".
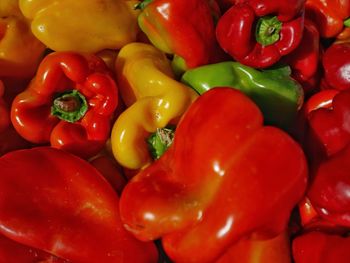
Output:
[
  {"xmin": 11, "ymin": 51, "xmax": 118, "ymax": 159},
  {"xmin": 119, "ymin": 88, "xmax": 307, "ymax": 262},
  {"xmin": 137, "ymin": 0, "xmax": 225, "ymax": 73},
  {"xmin": 293, "ymin": 231, "xmax": 350, "ymax": 263},
  {"xmin": 306, "ymin": 145, "xmax": 350, "ymax": 227},
  {"xmin": 305, "ymin": 0, "xmax": 350, "ymax": 38},
  {"xmin": 0, "ymin": 147, "xmax": 158, "ymax": 263},
  {"xmin": 216, "ymin": 0, "xmax": 306, "ymax": 68},
  {"xmin": 307, "ymin": 89, "xmax": 350, "ymax": 157},
  {"xmin": 283, "ymin": 19, "xmax": 321, "ymax": 95},
  {"xmin": 298, "ymin": 89, "xmax": 350, "ymax": 228},
  {"xmin": 322, "ymin": 42, "xmax": 350, "ymax": 91}
]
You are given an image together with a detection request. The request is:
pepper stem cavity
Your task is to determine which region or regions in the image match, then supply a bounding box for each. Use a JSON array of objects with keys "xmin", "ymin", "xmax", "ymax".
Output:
[
  {"xmin": 147, "ymin": 126, "xmax": 175, "ymax": 160},
  {"xmin": 255, "ymin": 16, "xmax": 282, "ymax": 46},
  {"xmin": 51, "ymin": 90, "xmax": 88, "ymax": 123}
]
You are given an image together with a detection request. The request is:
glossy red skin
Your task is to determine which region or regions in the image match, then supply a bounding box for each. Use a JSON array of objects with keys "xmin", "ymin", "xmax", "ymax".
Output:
[
  {"xmin": 305, "ymin": 0, "xmax": 350, "ymax": 38},
  {"xmin": 283, "ymin": 19, "xmax": 320, "ymax": 94},
  {"xmin": 120, "ymin": 88, "xmax": 307, "ymax": 263},
  {"xmin": 216, "ymin": 0, "xmax": 305, "ymax": 68},
  {"xmin": 293, "ymin": 231, "xmax": 350, "ymax": 263},
  {"xmin": 307, "ymin": 145, "xmax": 350, "ymax": 227},
  {"xmin": 139, "ymin": 0, "xmax": 224, "ymax": 69},
  {"xmin": 0, "ymin": 234, "xmax": 69, "ymax": 263},
  {"xmin": 11, "ymin": 52, "xmax": 118, "ymax": 159},
  {"xmin": 299, "ymin": 90, "xmax": 350, "ymax": 229},
  {"xmin": 0, "ymin": 147, "xmax": 158, "ymax": 263},
  {"xmin": 322, "ymin": 43, "xmax": 350, "ymax": 91}
]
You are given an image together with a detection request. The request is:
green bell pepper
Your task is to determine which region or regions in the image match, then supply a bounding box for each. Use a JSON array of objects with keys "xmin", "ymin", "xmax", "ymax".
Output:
[{"xmin": 181, "ymin": 61, "xmax": 304, "ymax": 129}]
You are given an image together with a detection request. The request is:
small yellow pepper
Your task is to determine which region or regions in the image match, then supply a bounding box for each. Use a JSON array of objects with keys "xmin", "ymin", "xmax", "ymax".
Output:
[
  {"xmin": 0, "ymin": 0, "xmax": 45, "ymax": 78},
  {"xmin": 111, "ymin": 42, "xmax": 198, "ymax": 169},
  {"xmin": 19, "ymin": 0, "xmax": 140, "ymax": 53}
]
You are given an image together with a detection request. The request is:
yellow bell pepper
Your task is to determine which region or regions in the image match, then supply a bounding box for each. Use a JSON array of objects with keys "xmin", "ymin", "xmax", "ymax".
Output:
[
  {"xmin": 19, "ymin": 0, "xmax": 140, "ymax": 53},
  {"xmin": 111, "ymin": 42, "xmax": 198, "ymax": 169},
  {"xmin": 0, "ymin": 0, "xmax": 45, "ymax": 78}
]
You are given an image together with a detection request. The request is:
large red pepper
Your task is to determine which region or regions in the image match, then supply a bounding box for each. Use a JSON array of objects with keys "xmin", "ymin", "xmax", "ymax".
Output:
[
  {"xmin": 305, "ymin": 0, "xmax": 350, "ymax": 38},
  {"xmin": 216, "ymin": 0, "xmax": 306, "ymax": 68},
  {"xmin": 137, "ymin": 0, "xmax": 225, "ymax": 73},
  {"xmin": 293, "ymin": 231, "xmax": 350, "ymax": 263},
  {"xmin": 322, "ymin": 42, "xmax": 350, "ymax": 91},
  {"xmin": 119, "ymin": 88, "xmax": 307, "ymax": 262},
  {"xmin": 11, "ymin": 52, "xmax": 118, "ymax": 159},
  {"xmin": 0, "ymin": 147, "xmax": 158, "ymax": 263}
]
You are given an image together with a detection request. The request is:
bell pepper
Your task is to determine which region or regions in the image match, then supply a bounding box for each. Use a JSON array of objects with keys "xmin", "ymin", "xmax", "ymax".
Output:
[
  {"xmin": 136, "ymin": 0, "xmax": 224, "ymax": 74},
  {"xmin": 216, "ymin": 231, "xmax": 291, "ymax": 263},
  {"xmin": 11, "ymin": 51, "xmax": 118, "ymax": 159},
  {"xmin": 119, "ymin": 88, "xmax": 308, "ymax": 262},
  {"xmin": 111, "ymin": 42, "xmax": 198, "ymax": 169},
  {"xmin": 0, "ymin": 0, "xmax": 45, "ymax": 78},
  {"xmin": 307, "ymin": 89, "xmax": 350, "ymax": 157},
  {"xmin": 181, "ymin": 61, "xmax": 304, "ymax": 130},
  {"xmin": 298, "ymin": 89, "xmax": 350, "ymax": 228},
  {"xmin": 216, "ymin": 0, "xmax": 306, "ymax": 68},
  {"xmin": 305, "ymin": 0, "xmax": 350, "ymax": 38},
  {"xmin": 322, "ymin": 42, "xmax": 350, "ymax": 91},
  {"xmin": 19, "ymin": 0, "xmax": 140, "ymax": 53},
  {"xmin": 283, "ymin": 19, "xmax": 321, "ymax": 95},
  {"xmin": 0, "ymin": 147, "xmax": 158, "ymax": 263},
  {"xmin": 293, "ymin": 231, "xmax": 350, "ymax": 263}
]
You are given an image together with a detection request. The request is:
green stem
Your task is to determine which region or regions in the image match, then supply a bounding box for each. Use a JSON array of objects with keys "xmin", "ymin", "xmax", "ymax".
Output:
[
  {"xmin": 134, "ymin": 0, "xmax": 153, "ymax": 10},
  {"xmin": 255, "ymin": 16, "xmax": 282, "ymax": 46},
  {"xmin": 344, "ymin": 17, "xmax": 350, "ymax": 27},
  {"xmin": 51, "ymin": 90, "xmax": 88, "ymax": 123},
  {"xmin": 147, "ymin": 126, "xmax": 175, "ymax": 160}
]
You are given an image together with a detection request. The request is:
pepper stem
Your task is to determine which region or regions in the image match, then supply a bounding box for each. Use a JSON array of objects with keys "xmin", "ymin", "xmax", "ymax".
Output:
[
  {"xmin": 147, "ymin": 126, "xmax": 175, "ymax": 160},
  {"xmin": 255, "ymin": 16, "xmax": 282, "ymax": 46},
  {"xmin": 134, "ymin": 0, "xmax": 153, "ymax": 10},
  {"xmin": 51, "ymin": 90, "xmax": 88, "ymax": 123}
]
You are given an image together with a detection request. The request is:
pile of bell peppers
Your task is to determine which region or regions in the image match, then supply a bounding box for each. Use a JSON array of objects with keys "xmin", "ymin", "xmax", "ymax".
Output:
[{"xmin": 1, "ymin": 0, "xmax": 350, "ymax": 262}]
